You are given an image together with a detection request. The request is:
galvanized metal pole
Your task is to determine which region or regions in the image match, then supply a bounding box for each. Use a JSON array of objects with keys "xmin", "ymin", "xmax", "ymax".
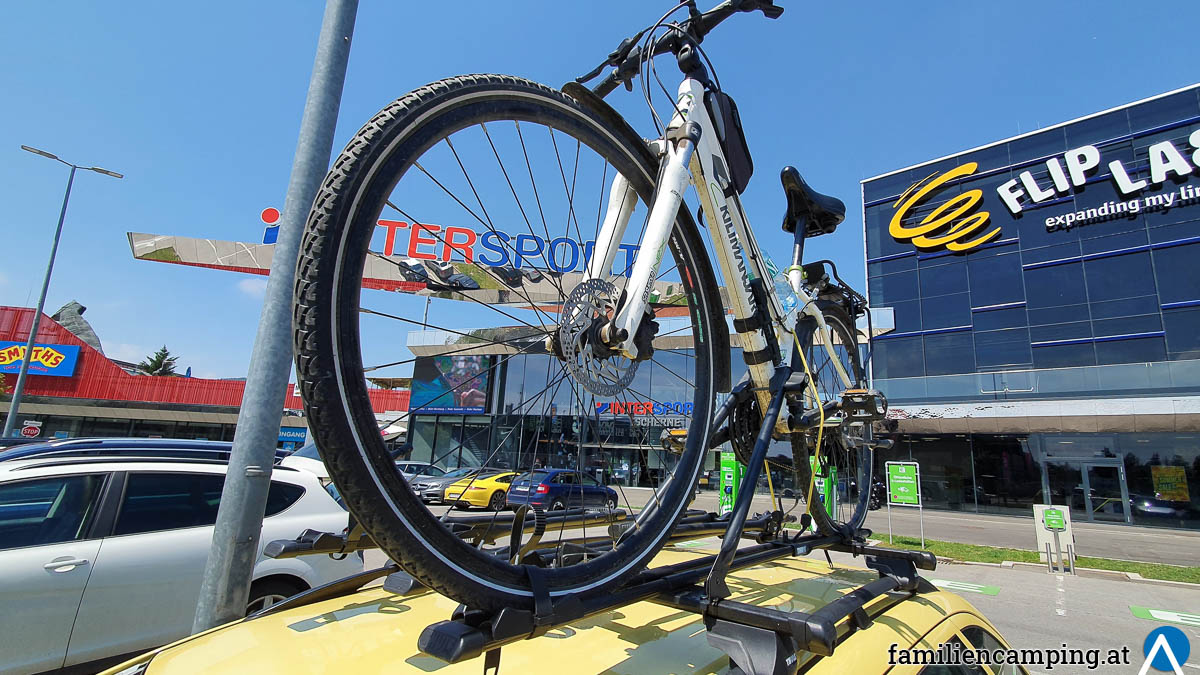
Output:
[
  {"xmin": 193, "ymin": 0, "xmax": 358, "ymax": 632},
  {"xmin": 3, "ymin": 166, "xmax": 76, "ymax": 438}
]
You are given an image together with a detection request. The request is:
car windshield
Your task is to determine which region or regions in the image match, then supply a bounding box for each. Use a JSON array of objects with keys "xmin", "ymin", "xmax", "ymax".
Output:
[
  {"xmin": 291, "ymin": 442, "xmax": 321, "ymax": 460},
  {"xmin": 402, "ymin": 463, "xmax": 445, "ymax": 477},
  {"xmin": 442, "ymin": 467, "xmax": 478, "ymax": 479}
]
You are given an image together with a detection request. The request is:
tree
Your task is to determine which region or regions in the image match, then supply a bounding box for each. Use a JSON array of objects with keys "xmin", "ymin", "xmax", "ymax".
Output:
[{"xmin": 138, "ymin": 346, "xmax": 180, "ymax": 376}]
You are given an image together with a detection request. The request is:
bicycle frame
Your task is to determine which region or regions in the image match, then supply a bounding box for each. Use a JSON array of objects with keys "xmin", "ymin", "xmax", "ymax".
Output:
[{"xmin": 584, "ymin": 76, "xmax": 854, "ymax": 413}]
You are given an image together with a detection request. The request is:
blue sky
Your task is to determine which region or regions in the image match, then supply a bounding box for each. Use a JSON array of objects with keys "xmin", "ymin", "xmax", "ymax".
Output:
[{"xmin": 2, "ymin": 1, "xmax": 1198, "ymax": 379}]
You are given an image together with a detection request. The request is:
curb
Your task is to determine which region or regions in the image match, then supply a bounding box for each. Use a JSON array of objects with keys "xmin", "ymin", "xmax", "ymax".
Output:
[{"xmin": 940, "ymin": 558, "xmax": 1200, "ymax": 588}]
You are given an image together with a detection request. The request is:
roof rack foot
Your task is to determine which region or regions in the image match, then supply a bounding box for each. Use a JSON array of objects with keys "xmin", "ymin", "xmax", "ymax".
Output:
[{"xmin": 706, "ymin": 618, "xmax": 801, "ymax": 675}]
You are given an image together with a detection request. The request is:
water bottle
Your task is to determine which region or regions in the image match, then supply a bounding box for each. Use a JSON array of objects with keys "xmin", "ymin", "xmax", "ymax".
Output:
[{"xmin": 767, "ymin": 256, "xmax": 800, "ymax": 329}]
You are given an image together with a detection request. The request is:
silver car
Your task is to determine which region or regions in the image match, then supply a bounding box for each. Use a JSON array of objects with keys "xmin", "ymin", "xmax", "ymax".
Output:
[{"xmin": 0, "ymin": 454, "xmax": 363, "ymax": 675}]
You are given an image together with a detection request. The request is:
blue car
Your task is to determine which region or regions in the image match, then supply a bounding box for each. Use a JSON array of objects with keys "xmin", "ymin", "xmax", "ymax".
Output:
[{"xmin": 506, "ymin": 469, "xmax": 618, "ymax": 511}]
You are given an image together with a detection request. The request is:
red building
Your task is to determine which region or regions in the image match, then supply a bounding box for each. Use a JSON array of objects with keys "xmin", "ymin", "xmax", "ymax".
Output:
[{"xmin": 0, "ymin": 306, "xmax": 408, "ymax": 443}]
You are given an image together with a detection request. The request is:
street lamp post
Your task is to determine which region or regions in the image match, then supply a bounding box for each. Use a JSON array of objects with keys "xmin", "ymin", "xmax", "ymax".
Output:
[{"xmin": 2, "ymin": 146, "xmax": 122, "ymax": 438}]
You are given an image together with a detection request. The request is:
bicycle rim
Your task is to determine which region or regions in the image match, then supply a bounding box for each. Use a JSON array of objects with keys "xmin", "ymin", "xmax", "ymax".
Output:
[
  {"xmin": 294, "ymin": 75, "xmax": 717, "ymax": 612},
  {"xmin": 794, "ymin": 301, "xmax": 871, "ymax": 535}
]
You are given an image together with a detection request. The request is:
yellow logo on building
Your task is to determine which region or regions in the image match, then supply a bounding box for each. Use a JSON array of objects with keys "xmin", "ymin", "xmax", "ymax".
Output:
[
  {"xmin": 0, "ymin": 344, "xmax": 67, "ymax": 369},
  {"xmin": 889, "ymin": 162, "xmax": 1000, "ymax": 253}
]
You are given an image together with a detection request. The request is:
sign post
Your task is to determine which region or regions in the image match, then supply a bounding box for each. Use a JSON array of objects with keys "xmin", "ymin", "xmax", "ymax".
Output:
[
  {"xmin": 885, "ymin": 461, "xmax": 922, "ymax": 547},
  {"xmin": 1034, "ymin": 504, "xmax": 1076, "ymax": 574}
]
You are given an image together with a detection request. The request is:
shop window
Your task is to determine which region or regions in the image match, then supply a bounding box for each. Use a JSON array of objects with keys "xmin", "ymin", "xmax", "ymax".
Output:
[
  {"xmin": 1021, "ymin": 240, "xmax": 1080, "ymax": 266},
  {"xmin": 971, "ymin": 435, "xmax": 1041, "ymax": 517},
  {"xmin": 909, "ymin": 435, "xmax": 976, "ymax": 512},
  {"xmin": 921, "ymin": 293, "xmax": 970, "ymax": 330},
  {"xmin": 1080, "ymin": 230, "xmax": 1147, "ymax": 255},
  {"xmin": 1154, "ymin": 243, "xmax": 1200, "ymax": 306},
  {"xmin": 1095, "ymin": 336, "xmax": 1166, "ymax": 366},
  {"xmin": 1091, "ymin": 295, "xmax": 1160, "ymax": 320},
  {"xmin": 1164, "ymin": 307, "xmax": 1200, "ymax": 359},
  {"xmin": 1118, "ymin": 433, "xmax": 1199, "ymax": 528},
  {"xmin": 1083, "ymin": 251, "xmax": 1156, "ymax": 303},
  {"xmin": 974, "ymin": 328, "xmax": 1032, "ymax": 369},
  {"xmin": 967, "ymin": 253, "xmax": 1023, "ymax": 308},
  {"xmin": 924, "ymin": 332, "xmax": 975, "ymax": 376}
]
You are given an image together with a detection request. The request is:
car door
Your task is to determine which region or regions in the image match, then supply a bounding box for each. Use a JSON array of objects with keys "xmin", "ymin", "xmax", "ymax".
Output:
[
  {"xmin": 580, "ymin": 473, "xmax": 605, "ymax": 506},
  {"xmin": 557, "ymin": 472, "xmax": 587, "ymax": 507},
  {"xmin": 65, "ymin": 471, "xmax": 226, "ymax": 666},
  {"xmin": 0, "ymin": 473, "xmax": 108, "ymax": 675}
]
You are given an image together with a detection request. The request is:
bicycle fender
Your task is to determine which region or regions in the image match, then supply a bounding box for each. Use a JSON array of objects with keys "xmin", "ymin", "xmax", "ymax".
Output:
[{"xmin": 562, "ymin": 80, "xmax": 732, "ymax": 393}]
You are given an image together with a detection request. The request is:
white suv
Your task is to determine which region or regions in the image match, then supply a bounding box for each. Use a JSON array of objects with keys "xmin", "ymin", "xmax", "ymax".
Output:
[{"xmin": 0, "ymin": 450, "xmax": 363, "ymax": 675}]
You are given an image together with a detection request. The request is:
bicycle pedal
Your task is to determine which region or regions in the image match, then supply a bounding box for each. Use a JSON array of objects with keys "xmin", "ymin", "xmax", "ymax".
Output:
[
  {"xmin": 659, "ymin": 428, "xmax": 687, "ymax": 453},
  {"xmin": 839, "ymin": 389, "xmax": 886, "ymax": 422}
]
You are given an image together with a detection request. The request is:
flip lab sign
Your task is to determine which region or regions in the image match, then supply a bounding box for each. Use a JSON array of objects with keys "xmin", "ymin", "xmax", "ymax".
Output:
[
  {"xmin": 0, "ymin": 342, "xmax": 80, "ymax": 378},
  {"xmin": 886, "ymin": 461, "xmax": 920, "ymax": 506}
]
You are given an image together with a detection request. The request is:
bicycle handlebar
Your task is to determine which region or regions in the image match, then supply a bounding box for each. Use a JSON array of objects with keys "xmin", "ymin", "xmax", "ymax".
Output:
[{"xmin": 584, "ymin": 0, "xmax": 783, "ymax": 98}]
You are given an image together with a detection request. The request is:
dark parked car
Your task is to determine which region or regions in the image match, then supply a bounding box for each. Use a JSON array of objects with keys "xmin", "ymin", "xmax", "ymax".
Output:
[{"xmin": 507, "ymin": 469, "xmax": 618, "ymax": 510}]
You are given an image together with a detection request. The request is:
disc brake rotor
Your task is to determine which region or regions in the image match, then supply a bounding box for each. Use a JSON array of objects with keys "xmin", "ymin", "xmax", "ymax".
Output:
[{"xmin": 559, "ymin": 279, "xmax": 638, "ymax": 397}]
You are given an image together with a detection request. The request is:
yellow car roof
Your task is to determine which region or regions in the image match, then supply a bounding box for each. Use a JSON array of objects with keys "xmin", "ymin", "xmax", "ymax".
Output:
[
  {"xmin": 448, "ymin": 471, "xmax": 516, "ymax": 486},
  {"xmin": 111, "ymin": 542, "xmax": 989, "ymax": 675}
]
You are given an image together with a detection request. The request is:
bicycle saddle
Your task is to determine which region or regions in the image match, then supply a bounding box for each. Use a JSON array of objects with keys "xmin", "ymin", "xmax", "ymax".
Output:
[{"xmin": 780, "ymin": 166, "xmax": 845, "ymax": 237}]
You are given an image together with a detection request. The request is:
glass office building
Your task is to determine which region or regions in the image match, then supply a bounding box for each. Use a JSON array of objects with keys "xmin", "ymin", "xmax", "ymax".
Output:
[{"xmin": 862, "ymin": 84, "xmax": 1200, "ymax": 529}]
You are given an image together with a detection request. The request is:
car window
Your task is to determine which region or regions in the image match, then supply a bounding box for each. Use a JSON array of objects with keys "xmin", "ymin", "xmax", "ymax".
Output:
[
  {"xmin": 582, "ymin": 474, "xmax": 601, "ymax": 486},
  {"xmin": 114, "ymin": 473, "xmax": 304, "ymax": 536},
  {"xmin": 961, "ymin": 626, "xmax": 1025, "ymax": 675},
  {"xmin": 264, "ymin": 482, "xmax": 305, "ymax": 517},
  {"xmin": 115, "ymin": 473, "xmax": 225, "ymax": 535},
  {"xmin": 555, "ymin": 473, "xmax": 576, "ymax": 484},
  {"xmin": 0, "ymin": 474, "xmax": 105, "ymax": 550},
  {"xmin": 291, "ymin": 442, "xmax": 321, "ymax": 460},
  {"xmin": 918, "ymin": 636, "xmax": 988, "ymax": 674},
  {"xmin": 495, "ymin": 474, "xmax": 514, "ymax": 484}
]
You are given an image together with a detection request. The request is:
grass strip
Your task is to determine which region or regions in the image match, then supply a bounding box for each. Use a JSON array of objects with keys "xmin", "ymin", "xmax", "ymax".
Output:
[{"xmin": 880, "ymin": 534, "xmax": 1200, "ymax": 585}]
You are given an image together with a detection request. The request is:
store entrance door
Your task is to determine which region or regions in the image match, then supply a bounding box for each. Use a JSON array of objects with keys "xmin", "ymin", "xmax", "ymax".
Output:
[
  {"xmin": 1082, "ymin": 462, "xmax": 1131, "ymax": 524},
  {"xmin": 1044, "ymin": 459, "xmax": 1131, "ymax": 524}
]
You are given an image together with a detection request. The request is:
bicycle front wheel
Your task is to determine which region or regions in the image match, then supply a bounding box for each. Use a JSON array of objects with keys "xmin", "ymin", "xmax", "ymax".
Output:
[
  {"xmin": 793, "ymin": 300, "xmax": 872, "ymax": 536},
  {"xmin": 294, "ymin": 74, "xmax": 718, "ymax": 613}
]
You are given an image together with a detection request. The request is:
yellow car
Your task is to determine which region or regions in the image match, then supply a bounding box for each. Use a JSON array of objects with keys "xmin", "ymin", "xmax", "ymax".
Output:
[
  {"xmin": 443, "ymin": 470, "xmax": 517, "ymax": 510},
  {"xmin": 100, "ymin": 542, "xmax": 1026, "ymax": 675}
]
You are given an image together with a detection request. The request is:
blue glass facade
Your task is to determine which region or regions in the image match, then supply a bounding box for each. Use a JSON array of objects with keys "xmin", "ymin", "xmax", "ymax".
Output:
[
  {"xmin": 862, "ymin": 86, "xmax": 1200, "ymax": 529},
  {"xmin": 863, "ymin": 86, "xmax": 1200, "ymax": 405}
]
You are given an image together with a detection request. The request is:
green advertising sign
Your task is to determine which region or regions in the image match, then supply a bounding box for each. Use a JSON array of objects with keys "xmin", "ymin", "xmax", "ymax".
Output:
[
  {"xmin": 1043, "ymin": 508, "xmax": 1066, "ymax": 531},
  {"xmin": 809, "ymin": 456, "xmax": 836, "ymax": 519},
  {"xmin": 886, "ymin": 462, "xmax": 920, "ymax": 506},
  {"xmin": 719, "ymin": 451, "xmax": 743, "ymax": 516}
]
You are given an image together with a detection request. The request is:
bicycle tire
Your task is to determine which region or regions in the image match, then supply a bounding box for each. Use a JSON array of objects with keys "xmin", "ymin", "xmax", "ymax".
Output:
[
  {"xmin": 792, "ymin": 300, "xmax": 871, "ymax": 536},
  {"xmin": 294, "ymin": 74, "xmax": 717, "ymax": 613}
]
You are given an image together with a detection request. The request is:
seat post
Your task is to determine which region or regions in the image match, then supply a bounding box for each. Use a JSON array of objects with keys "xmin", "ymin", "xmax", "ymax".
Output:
[{"xmin": 791, "ymin": 213, "xmax": 809, "ymax": 269}]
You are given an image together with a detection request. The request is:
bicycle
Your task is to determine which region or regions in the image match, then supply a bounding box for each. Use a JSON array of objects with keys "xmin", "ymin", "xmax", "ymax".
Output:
[{"xmin": 293, "ymin": 0, "xmax": 888, "ymax": 616}]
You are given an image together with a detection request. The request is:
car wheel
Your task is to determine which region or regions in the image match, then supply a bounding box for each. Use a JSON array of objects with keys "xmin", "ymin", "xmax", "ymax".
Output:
[
  {"xmin": 245, "ymin": 578, "xmax": 305, "ymax": 615},
  {"xmin": 550, "ymin": 498, "xmax": 566, "ymax": 511},
  {"xmin": 605, "ymin": 496, "xmax": 617, "ymax": 510},
  {"xmin": 489, "ymin": 491, "xmax": 506, "ymax": 511}
]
